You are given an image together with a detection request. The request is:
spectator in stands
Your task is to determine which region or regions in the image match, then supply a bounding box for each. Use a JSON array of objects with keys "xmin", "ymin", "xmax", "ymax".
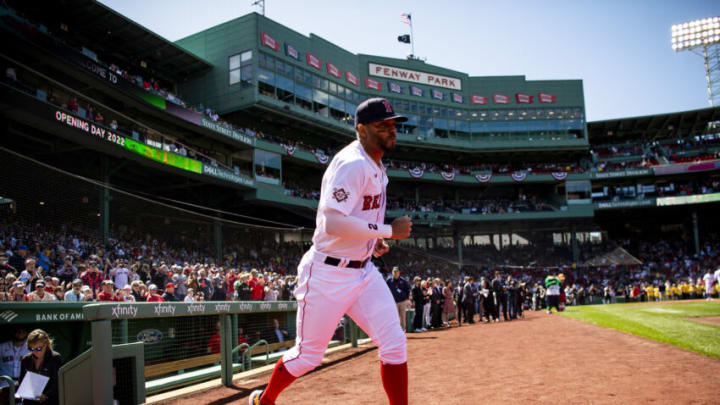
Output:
[
  {"xmin": 9, "ymin": 281, "xmax": 27, "ymax": 302},
  {"xmin": 146, "ymin": 284, "xmax": 164, "ymax": 302},
  {"xmin": 249, "ymin": 270, "xmax": 264, "ymax": 300},
  {"xmin": 194, "ymin": 291, "xmax": 205, "ymax": 301},
  {"xmin": 97, "ymin": 279, "xmax": 119, "ymax": 302},
  {"xmin": 80, "ymin": 286, "xmax": 93, "ymax": 301},
  {"xmin": 62, "ymin": 279, "xmax": 82, "ymax": 302},
  {"xmin": 56, "ymin": 257, "xmax": 76, "ymax": 285},
  {"xmin": 7, "ymin": 244, "xmax": 27, "ymax": 274},
  {"xmin": 162, "ymin": 283, "xmax": 178, "ymax": 302},
  {"xmin": 111, "ymin": 259, "xmax": 130, "ymax": 290},
  {"xmin": 120, "ymin": 285, "xmax": 135, "ymax": 302},
  {"xmin": 28, "ymin": 280, "xmax": 55, "ymax": 302},
  {"xmin": 52, "ymin": 287, "xmax": 65, "ymax": 301},
  {"xmin": 110, "ymin": 119, "xmax": 118, "ymax": 130},
  {"xmin": 264, "ymin": 279, "xmax": 279, "ymax": 301},
  {"xmin": 19, "ymin": 258, "xmax": 42, "ymax": 293},
  {"xmin": 196, "ymin": 269, "xmax": 212, "ymax": 298},
  {"xmin": 19, "ymin": 329, "xmax": 61, "ymax": 405},
  {"xmin": 0, "ymin": 254, "xmax": 14, "ymax": 277},
  {"xmin": 235, "ymin": 273, "xmax": 252, "ymax": 301},
  {"xmin": 80, "ymin": 259, "xmax": 104, "ymax": 299},
  {"xmin": 0, "ymin": 276, "xmax": 7, "ymax": 302},
  {"xmin": 184, "ymin": 288, "xmax": 195, "ymax": 302},
  {"xmin": 0, "ymin": 327, "xmax": 29, "ymax": 400},
  {"xmin": 211, "ymin": 277, "xmax": 227, "ymax": 301},
  {"xmin": 95, "ymin": 111, "xmax": 103, "ymax": 125},
  {"xmin": 129, "ymin": 280, "xmax": 143, "ymax": 301}
]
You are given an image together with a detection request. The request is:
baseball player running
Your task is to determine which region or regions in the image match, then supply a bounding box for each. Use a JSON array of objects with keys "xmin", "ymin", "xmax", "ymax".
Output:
[{"xmin": 250, "ymin": 98, "xmax": 412, "ymax": 405}]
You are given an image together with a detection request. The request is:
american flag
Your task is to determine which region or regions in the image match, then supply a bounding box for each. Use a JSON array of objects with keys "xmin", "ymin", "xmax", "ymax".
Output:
[{"xmin": 401, "ymin": 13, "xmax": 412, "ymax": 26}]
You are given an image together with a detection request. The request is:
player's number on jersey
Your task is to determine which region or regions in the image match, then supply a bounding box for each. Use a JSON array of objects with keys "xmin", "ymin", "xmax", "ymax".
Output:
[{"xmin": 368, "ymin": 223, "xmax": 378, "ymax": 231}]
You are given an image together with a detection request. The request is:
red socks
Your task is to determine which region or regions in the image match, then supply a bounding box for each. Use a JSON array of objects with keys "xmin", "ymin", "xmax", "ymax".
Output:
[
  {"xmin": 259, "ymin": 359, "xmax": 407, "ymax": 405},
  {"xmin": 260, "ymin": 360, "xmax": 297, "ymax": 405},
  {"xmin": 380, "ymin": 362, "xmax": 408, "ymax": 405}
]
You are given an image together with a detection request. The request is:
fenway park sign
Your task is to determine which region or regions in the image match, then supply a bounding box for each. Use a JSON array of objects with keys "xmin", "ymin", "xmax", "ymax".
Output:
[{"xmin": 368, "ymin": 63, "xmax": 462, "ymax": 90}]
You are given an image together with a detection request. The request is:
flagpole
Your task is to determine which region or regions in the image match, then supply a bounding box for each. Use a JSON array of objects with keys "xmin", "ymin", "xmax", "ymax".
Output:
[{"xmin": 410, "ymin": 15, "xmax": 415, "ymax": 57}]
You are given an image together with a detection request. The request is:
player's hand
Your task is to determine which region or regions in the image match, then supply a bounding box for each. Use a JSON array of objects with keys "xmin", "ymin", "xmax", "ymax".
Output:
[
  {"xmin": 390, "ymin": 216, "xmax": 412, "ymax": 239},
  {"xmin": 373, "ymin": 238, "xmax": 390, "ymax": 257}
]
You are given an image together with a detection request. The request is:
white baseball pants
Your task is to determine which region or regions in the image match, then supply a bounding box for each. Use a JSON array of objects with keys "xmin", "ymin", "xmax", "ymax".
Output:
[{"xmin": 282, "ymin": 248, "xmax": 407, "ymax": 377}]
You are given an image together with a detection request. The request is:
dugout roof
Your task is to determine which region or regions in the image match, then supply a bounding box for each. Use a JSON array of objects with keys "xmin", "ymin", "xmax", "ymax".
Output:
[
  {"xmin": 6, "ymin": 0, "xmax": 213, "ymax": 82},
  {"xmin": 587, "ymin": 106, "xmax": 720, "ymax": 144}
]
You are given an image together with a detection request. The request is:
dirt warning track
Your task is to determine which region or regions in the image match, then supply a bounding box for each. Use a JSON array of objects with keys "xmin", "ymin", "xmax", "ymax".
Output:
[{"xmin": 165, "ymin": 310, "xmax": 720, "ymax": 404}]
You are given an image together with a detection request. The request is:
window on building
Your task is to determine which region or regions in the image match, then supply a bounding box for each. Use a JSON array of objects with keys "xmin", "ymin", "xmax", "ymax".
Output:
[{"xmin": 229, "ymin": 50, "xmax": 253, "ymax": 87}]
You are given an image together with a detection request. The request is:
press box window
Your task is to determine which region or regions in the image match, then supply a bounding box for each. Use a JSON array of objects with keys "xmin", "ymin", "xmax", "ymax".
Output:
[{"xmin": 229, "ymin": 50, "xmax": 253, "ymax": 86}]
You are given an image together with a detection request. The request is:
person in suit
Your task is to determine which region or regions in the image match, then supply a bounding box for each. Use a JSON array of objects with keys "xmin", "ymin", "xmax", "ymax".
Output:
[
  {"xmin": 462, "ymin": 276, "xmax": 476, "ymax": 324},
  {"xmin": 491, "ymin": 271, "xmax": 505, "ymax": 322},
  {"xmin": 430, "ymin": 278, "xmax": 443, "ymax": 328},
  {"xmin": 480, "ymin": 278, "xmax": 494, "ymax": 323},
  {"xmin": 454, "ymin": 279, "xmax": 465, "ymax": 325},
  {"xmin": 19, "ymin": 329, "xmax": 62, "ymax": 405},
  {"xmin": 506, "ymin": 276, "xmax": 517, "ymax": 320},
  {"xmin": 410, "ymin": 276, "xmax": 426, "ymax": 332}
]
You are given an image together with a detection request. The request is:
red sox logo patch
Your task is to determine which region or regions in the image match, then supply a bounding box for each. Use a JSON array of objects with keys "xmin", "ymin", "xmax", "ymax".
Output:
[
  {"xmin": 332, "ymin": 188, "xmax": 350, "ymax": 203},
  {"xmin": 381, "ymin": 100, "xmax": 393, "ymax": 113}
]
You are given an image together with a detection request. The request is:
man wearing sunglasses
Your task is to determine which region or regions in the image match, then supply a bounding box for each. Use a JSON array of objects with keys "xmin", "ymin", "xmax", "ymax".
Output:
[{"xmin": 250, "ymin": 98, "xmax": 412, "ymax": 405}]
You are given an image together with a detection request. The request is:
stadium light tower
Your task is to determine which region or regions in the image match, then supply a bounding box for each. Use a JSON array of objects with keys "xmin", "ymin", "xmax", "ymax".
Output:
[{"xmin": 672, "ymin": 17, "xmax": 720, "ymax": 106}]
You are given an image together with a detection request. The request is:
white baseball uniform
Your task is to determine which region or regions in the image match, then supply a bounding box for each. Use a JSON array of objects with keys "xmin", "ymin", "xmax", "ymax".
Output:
[
  {"xmin": 703, "ymin": 272, "xmax": 714, "ymax": 291},
  {"xmin": 282, "ymin": 140, "xmax": 406, "ymax": 378}
]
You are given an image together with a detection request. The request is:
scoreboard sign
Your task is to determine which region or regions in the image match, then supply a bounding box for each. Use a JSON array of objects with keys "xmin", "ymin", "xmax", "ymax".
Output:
[{"xmin": 368, "ymin": 63, "xmax": 462, "ymax": 90}]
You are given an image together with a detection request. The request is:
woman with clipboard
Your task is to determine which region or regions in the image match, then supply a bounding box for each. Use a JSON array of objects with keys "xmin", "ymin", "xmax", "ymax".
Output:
[{"xmin": 18, "ymin": 329, "xmax": 61, "ymax": 405}]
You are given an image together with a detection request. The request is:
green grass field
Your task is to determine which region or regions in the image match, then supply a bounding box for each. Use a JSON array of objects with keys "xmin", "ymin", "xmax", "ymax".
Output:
[{"xmin": 561, "ymin": 301, "xmax": 720, "ymax": 359}]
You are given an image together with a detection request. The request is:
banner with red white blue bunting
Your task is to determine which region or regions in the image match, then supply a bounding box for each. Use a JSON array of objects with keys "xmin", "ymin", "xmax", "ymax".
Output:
[
  {"xmin": 474, "ymin": 173, "xmax": 492, "ymax": 183},
  {"xmin": 551, "ymin": 171, "xmax": 568, "ymax": 181},
  {"xmin": 440, "ymin": 171, "xmax": 456, "ymax": 182},
  {"xmin": 511, "ymin": 172, "xmax": 528, "ymax": 182},
  {"xmin": 408, "ymin": 167, "xmax": 424, "ymax": 178}
]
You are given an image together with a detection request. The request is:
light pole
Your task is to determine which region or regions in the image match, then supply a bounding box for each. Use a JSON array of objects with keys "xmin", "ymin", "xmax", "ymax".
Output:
[{"xmin": 672, "ymin": 17, "xmax": 720, "ymax": 107}]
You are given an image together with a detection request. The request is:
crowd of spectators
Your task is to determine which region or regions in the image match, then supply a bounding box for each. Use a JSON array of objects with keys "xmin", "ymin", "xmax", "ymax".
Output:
[
  {"xmin": 3, "ymin": 63, "xmax": 250, "ymax": 176},
  {"xmin": 384, "ymin": 159, "xmax": 585, "ymax": 175},
  {"xmin": 387, "ymin": 194, "xmax": 555, "ymax": 215},
  {"xmin": 0, "ymin": 219, "xmax": 304, "ymax": 304}
]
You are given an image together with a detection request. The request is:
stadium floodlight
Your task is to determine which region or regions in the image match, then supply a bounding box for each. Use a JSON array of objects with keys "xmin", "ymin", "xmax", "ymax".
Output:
[{"xmin": 671, "ymin": 17, "xmax": 720, "ymax": 106}]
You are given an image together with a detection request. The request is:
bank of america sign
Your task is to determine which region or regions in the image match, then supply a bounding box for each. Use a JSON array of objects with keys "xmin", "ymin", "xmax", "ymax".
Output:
[{"xmin": 368, "ymin": 63, "xmax": 462, "ymax": 91}]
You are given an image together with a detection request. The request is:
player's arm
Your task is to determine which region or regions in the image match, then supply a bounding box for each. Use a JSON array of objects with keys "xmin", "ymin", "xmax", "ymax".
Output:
[{"xmin": 324, "ymin": 208, "xmax": 412, "ymax": 239}]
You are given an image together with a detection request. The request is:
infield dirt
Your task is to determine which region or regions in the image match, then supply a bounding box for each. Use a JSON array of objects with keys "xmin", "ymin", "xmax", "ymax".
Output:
[{"xmin": 162, "ymin": 309, "xmax": 720, "ymax": 404}]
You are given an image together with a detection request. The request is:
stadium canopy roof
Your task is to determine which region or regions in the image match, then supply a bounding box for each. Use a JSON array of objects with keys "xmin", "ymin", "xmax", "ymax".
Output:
[
  {"xmin": 587, "ymin": 106, "xmax": 720, "ymax": 145},
  {"xmin": 6, "ymin": 0, "xmax": 213, "ymax": 82}
]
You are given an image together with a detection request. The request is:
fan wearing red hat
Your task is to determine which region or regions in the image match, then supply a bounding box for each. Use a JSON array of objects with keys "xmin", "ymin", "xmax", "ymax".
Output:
[{"xmin": 162, "ymin": 283, "xmax": 178, "ymax": 302}]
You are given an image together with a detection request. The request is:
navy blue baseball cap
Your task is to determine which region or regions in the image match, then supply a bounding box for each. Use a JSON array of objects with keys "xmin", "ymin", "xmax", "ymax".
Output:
[{"xmin": 355, "ymin": 98, "xmax": 407, "ymax": 127}]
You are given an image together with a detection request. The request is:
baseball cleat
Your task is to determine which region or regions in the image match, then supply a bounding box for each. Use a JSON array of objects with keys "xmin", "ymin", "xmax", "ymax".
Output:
[{"xmin": 249, "ymin": 389, "xmax": 273, "ymax": 405}]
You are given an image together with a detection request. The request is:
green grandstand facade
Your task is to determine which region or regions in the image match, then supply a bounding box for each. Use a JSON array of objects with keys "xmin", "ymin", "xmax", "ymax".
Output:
[{"xmin": 175, "ymin": 13, "xmax": 587, "ymax": 150}]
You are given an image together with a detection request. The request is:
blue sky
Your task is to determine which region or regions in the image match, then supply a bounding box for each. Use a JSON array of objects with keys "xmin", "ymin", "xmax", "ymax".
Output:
[{"xmin": 100, "ymin": 0, "xmax": 719, "ymax": 122}]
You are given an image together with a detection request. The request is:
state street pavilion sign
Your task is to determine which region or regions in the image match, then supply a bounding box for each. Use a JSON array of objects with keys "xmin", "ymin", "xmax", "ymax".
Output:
[{"xmin": 368, "ymin": 63, "xmax": 462, "ymax": 91}]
